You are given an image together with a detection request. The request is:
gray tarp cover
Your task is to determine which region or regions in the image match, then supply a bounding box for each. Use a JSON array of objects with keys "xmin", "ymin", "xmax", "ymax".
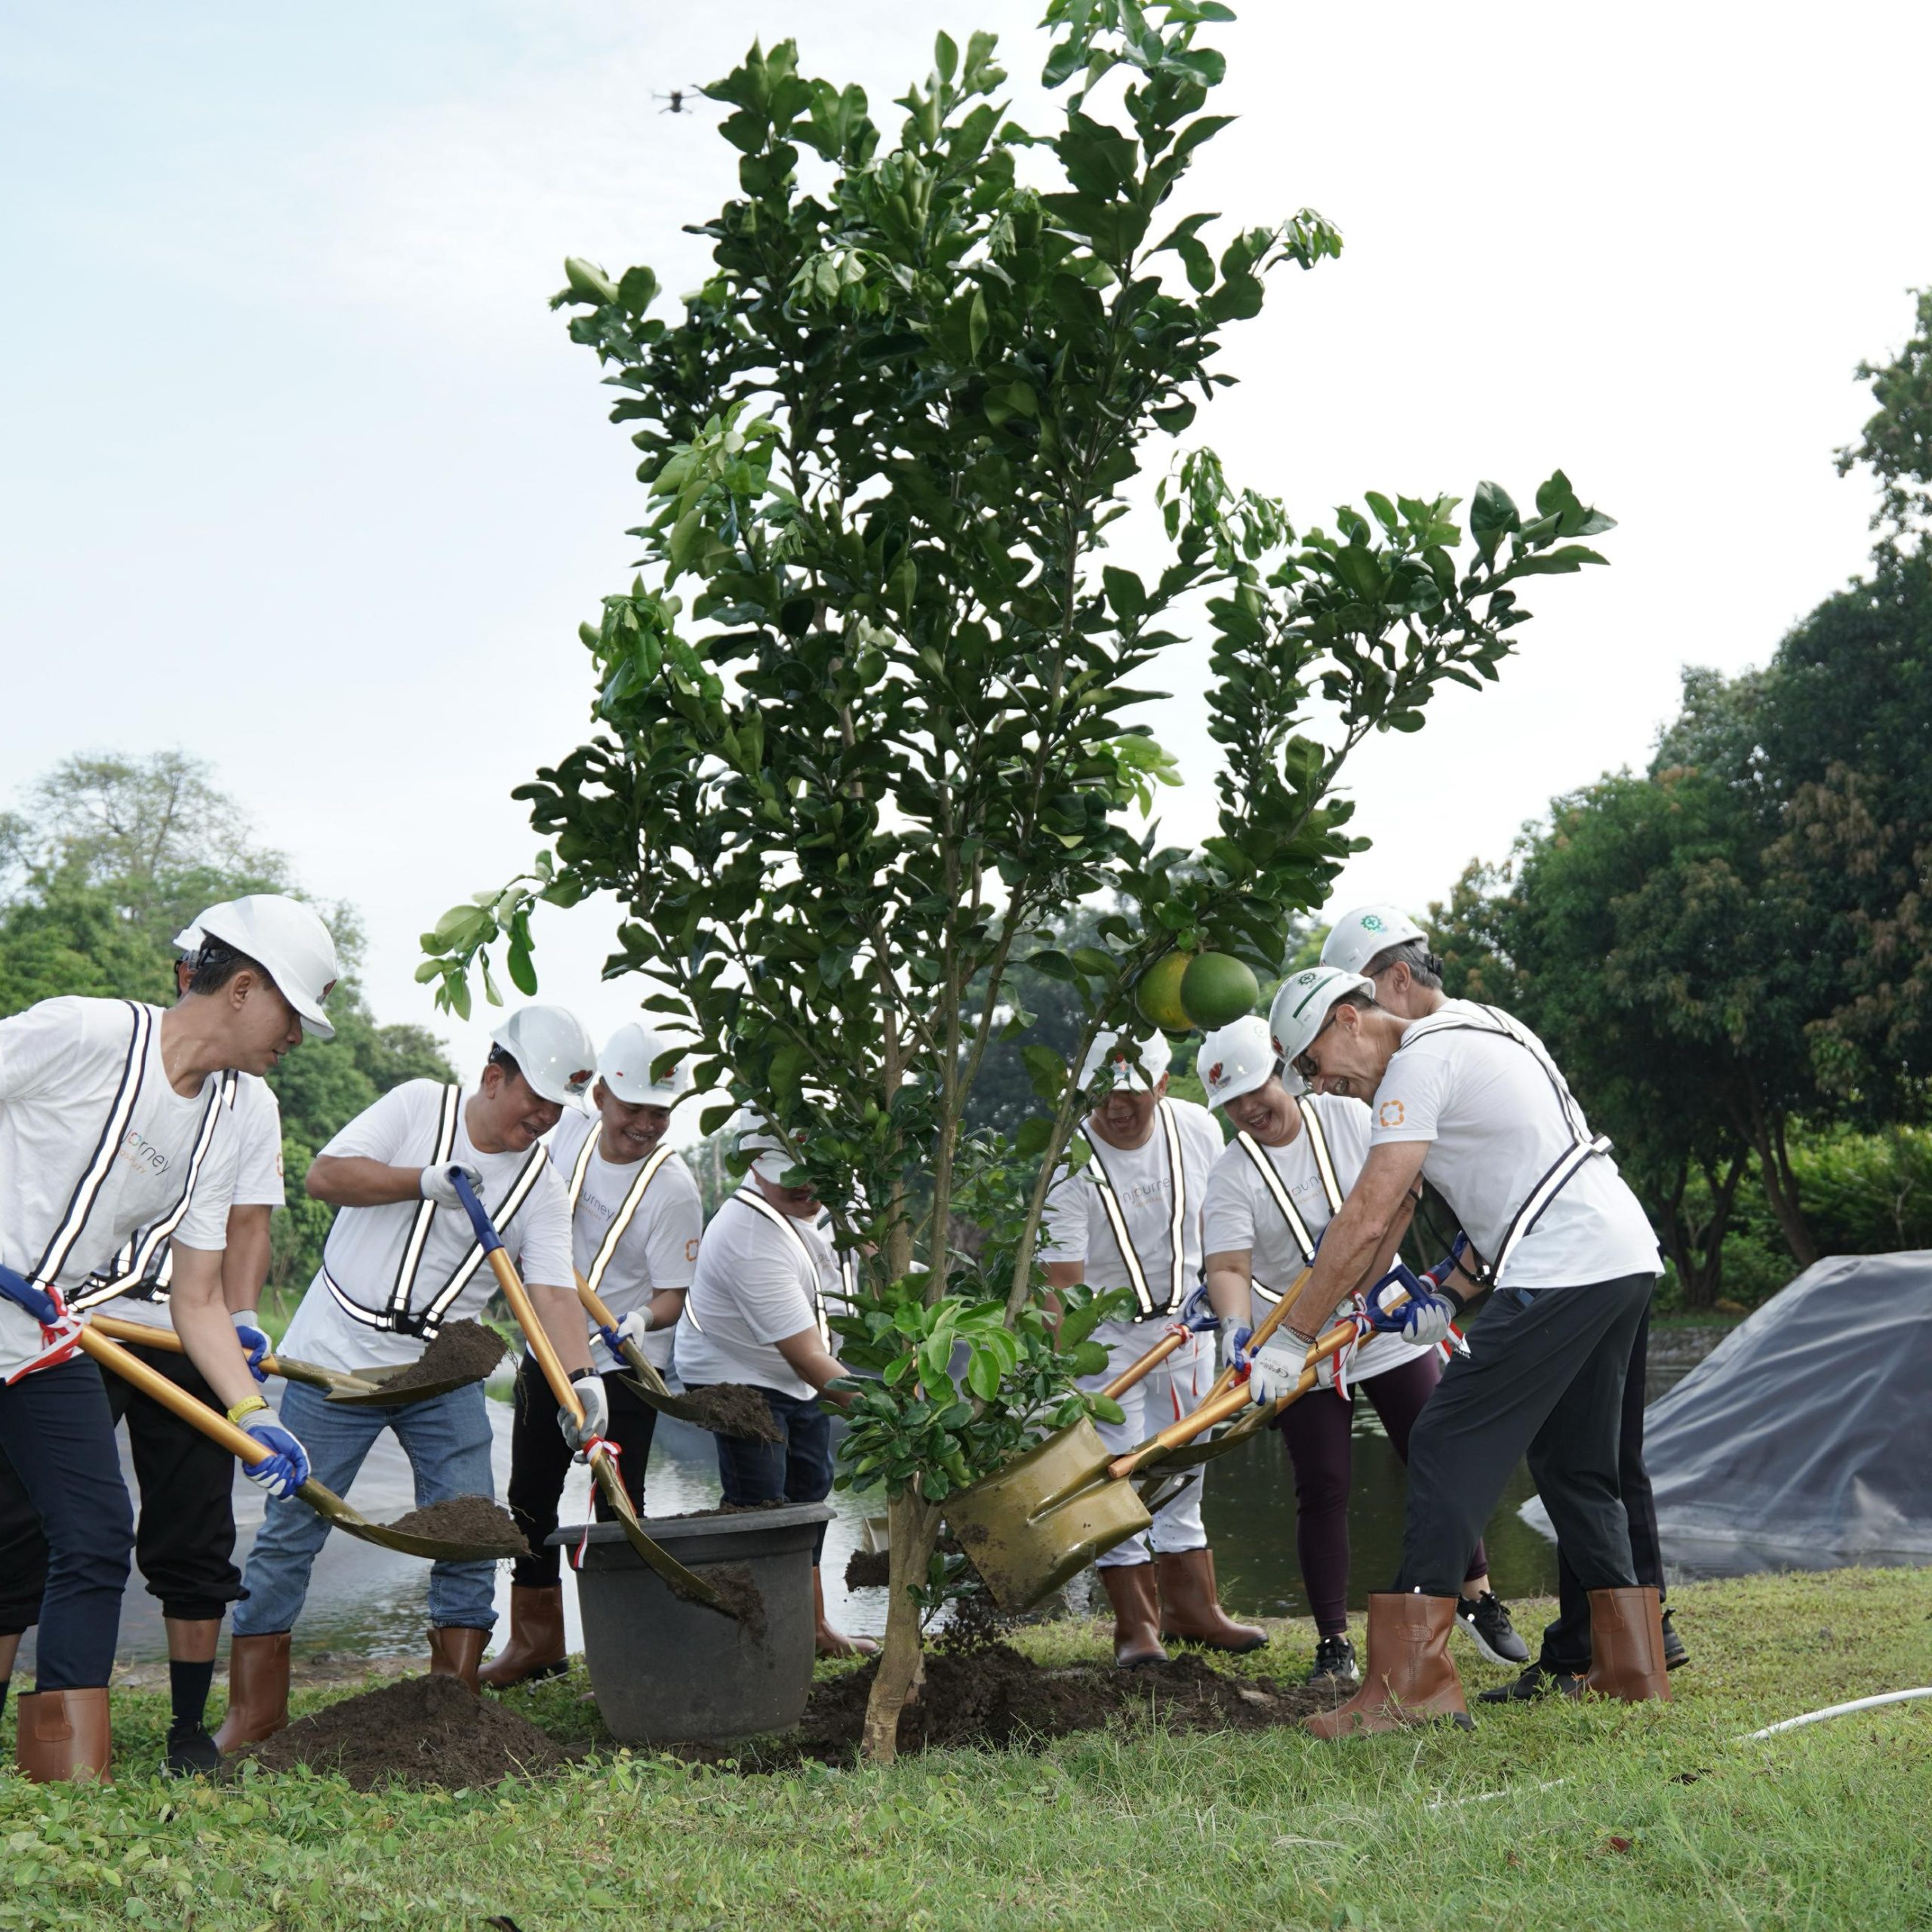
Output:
[{"xmin": 1523, "ymin": 1252, "xmax": 1932, "ymax": 1558}]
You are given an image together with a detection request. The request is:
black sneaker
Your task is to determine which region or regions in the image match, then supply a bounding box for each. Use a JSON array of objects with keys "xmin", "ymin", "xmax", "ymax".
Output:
[
  {"xmin": 1478, "ymin": 1660, "xmax": 1582, "ymax": 1704},
  {"xmin": 164, "ymin": 1723, "xmax": 220, "ymax": 1778},
  {"xmin": 1661, "ymin": 1607, "xmax": 1689, "ymax": 1670},
  {"xmin": 1307, "ymin": 1633, "xmax": 1359, "ymax": 1690},
  {"xmin": 1456, "ymin": 1591, "xmax": 1530, "ymax": 1666}
]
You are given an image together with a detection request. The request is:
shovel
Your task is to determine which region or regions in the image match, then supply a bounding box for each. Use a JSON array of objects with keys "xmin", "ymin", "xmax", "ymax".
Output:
[
  {"xmin": 77, "ymin": 1325, "xmax": 524, "ymax": 1561},
  {"xmin": 86, "ymin": 1312, "xmax": 395, "ymax": 1404},
  {"xmin": 574, "ymin": 1272, "xmax": 772, "ymax": 1441},
  {"xmin": 448, "ymin": 1173, "xmax": 739, "ymax": 1620}
]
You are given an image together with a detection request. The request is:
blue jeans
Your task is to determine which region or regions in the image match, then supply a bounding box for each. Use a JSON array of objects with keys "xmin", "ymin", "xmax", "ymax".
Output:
[
  {"xmin": 232, "ymin": 1380, "xmax": 499, "ymax": 1637},
  {"xmin": 691, "ymin": 1384, "xmax": 833, "ymax": 1564}
]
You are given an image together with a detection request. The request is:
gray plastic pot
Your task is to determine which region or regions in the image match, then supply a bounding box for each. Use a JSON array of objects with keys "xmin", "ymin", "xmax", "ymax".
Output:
[{"xmin": 552, "ymin": 1501, "xmax": 832, "ymax": 1744}]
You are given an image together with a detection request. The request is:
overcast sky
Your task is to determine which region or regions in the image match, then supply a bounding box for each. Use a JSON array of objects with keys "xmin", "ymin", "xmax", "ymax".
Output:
[{"xmin": 4, "ymin": 2, "xmax": 1927, "ymax": 1138}]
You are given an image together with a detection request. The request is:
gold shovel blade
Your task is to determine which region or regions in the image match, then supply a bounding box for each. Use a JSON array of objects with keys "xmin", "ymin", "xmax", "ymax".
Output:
[
  {"xmin": 294, "ymin": 1481, "xmax": 528, "ymax": 1562},
  {"xmin": 945, "ymin": 1418, "xmax": 1153, "ymax": 1612},
  {"xmin": 326, "ymin": 1361, "xmax": 492, "ymax": 1407}
]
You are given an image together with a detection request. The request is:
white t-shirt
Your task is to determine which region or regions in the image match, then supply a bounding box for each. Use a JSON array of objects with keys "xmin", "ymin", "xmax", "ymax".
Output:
[
  {"xmin": 1201, "ymin": 1094, "xmax": 1428, "ymax": 1382},
  {"xmin": 549, "ymin": 1109, "xmax": 703, "ymax": 1374},
  {"xmin": 278, "ymin": 1078, "xmax": 575, "ymax": 1373},
  {"xmin": 1041, "ymin": 1099, "xmax": 1223, "ymax": 1326},
  {"xmin": 102, "ymin": 1071, "xmax": 287, "ymax": 1334},
  {"xmin": 675, "ymin": 1187, "xmax": 846, "ymax": 1402},
  {"xmin": 1368, "ymin": 1001, "xmax": 1662, "ymax": 1291},
  {"xmin": 0, "ymin": 998, "xmax": 241, "ymax": 1374}
]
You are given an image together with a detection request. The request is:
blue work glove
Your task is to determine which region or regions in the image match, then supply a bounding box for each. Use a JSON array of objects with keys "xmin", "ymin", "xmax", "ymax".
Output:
[
  {"xmin": 1364, "ymin": 1266, "xmax": 1456, "ymax": 1349},
  {"xmin": 0, "ymin": 1263, "xmax": 63, "ymax": 1328},
  {"xmin": 239, "ymin": 1407, "xmax": 310, "ymax": 1497},
  {"xmin": 598, "ymin": 1309, "xmax": 651, "ymax": 1357},
  {"xmin": 1176, "ymin": 1283, "xmax": 1220, "ymax": 1334},
  {"xmin": 1218, "ymin": 1320, "xmax": 1254, "ymax": 1377},
  {"xmin": 231, "ymin": 1309, "xmax": 272, "ymax": 1383}
]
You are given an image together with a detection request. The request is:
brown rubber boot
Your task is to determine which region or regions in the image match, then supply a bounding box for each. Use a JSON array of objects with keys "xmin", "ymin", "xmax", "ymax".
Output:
[
  {"xmin": 426, "ymin": 1626, "xmax": 486, "ymax": 1693},
  {"xmin": 1100, "ymin": 1562, "xmax": 1169, "ymax": 1669},
  {"xmin": 1155, "ymin": 1548, "xmax": 1269, "ymax": 1654},
  {"xmin": 214, "ymin": 1632, "xmax": 291, "ymax": 1753},
  {"xmin": 1306, "ymin": 1592, "xmax": 1472, "ymax": 1739},
  {"xmin": 477, "ymin": 1586, "xmax": 567, "ymax": 1689},
  {"xmin": 1584, "ymin": 1587, "xmax": 1672, "ymax": 1703},
  {"xmin": 814, "ymin": 1567, "xmax": 879, "ymax": 1657},
  {"xmin": 14, "ymin": 1687, "xmax": 112, "ymax": 1784}
]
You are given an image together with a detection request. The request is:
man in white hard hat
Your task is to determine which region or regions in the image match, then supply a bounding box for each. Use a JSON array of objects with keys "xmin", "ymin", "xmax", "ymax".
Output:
[
  {"xmin": 1195, "ymin": 1014, "xmax": 1526, "ymax": 1690},
  {"xmin": 0, "ymin": 906, "xmax": 297, "ymax": 1776},
  {"xmin": 1266, "ymin": 964, "xmax": 1669, "ymax": 1737},
  {"xmin": 1322, "ymin": 904, "xmax": 1684, "ymax": 1690},
  {"xmin": 481, "ymin": 1024, "xmax": 704, "ymax": 1687},
  {"xmin": 0, "ymin": 893, "xmax": 336, "ymax": 1780},
  {"xmin": 1040, "ymin": 1029, "xmax": 1263, "ymax": 1667},
  {"xmin": 678, "ymin": 1113, "xmax": 874, "ymax": 1657},
  {"xmin": 219, "ymin": 1004, "xmax": 598, "ymax": 1751}
]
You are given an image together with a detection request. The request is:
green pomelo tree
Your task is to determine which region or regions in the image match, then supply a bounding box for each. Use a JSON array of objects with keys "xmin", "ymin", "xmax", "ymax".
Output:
[{"xmin": 1180, "ymin": 949, "xmax": 1259, "ymax": 1029}]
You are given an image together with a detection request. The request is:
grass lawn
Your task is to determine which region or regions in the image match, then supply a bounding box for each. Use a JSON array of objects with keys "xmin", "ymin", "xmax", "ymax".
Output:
[{"xmin": 2, "ymin": 1567, "xmax": 1927, "ymax": 1930}]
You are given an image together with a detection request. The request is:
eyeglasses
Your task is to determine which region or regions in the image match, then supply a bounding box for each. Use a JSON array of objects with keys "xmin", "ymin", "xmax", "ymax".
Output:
[{"xmin": 1291, "ymin": 1011, "xmax": 1340, "ymax": 1087}]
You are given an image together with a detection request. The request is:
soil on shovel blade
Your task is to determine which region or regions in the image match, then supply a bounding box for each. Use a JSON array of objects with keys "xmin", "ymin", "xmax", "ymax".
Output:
[
  {"xmin": 382, "ymin": 1493, "xmax": 528, "ymax": 1552},
  {"xmin": 366, "ymin": 1319, "xmax": 506, "ymax": 1395},
  {"xmin": 844, "ymin": 1548, "xmax": 891, "ymax": 1590},
  {"xmin": 238, "ymin": 1673, "xmax": 570, "ymax": 1790},
  {"xmin": 676, "ymin": 1381, "xmax": 783, "ymax": 1444},
  {"xmin": 666, "ymin": 1559, "xmax": 766, "ymax": 1637}
]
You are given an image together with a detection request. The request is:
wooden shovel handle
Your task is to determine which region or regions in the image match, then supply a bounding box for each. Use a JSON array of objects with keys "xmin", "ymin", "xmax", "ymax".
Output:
[
  {"xmin": 574, "ymin": 1272, "xmax": 675, "ymax": 1399},
  {"xmin": 1102, "ymin": 1327, "xmax": 1189, "ymax": 1401},
  {"xmin": 1198, "ymin": 1265, "xmax": 1313, "ymax": 1404},
  {"xmin": 485, "ymin": 1250, "xmax": 586, "ymax": 1426},
  {"xmin": 77, "ymin": 1325, "xmax": 273, "ymax": 1470}
]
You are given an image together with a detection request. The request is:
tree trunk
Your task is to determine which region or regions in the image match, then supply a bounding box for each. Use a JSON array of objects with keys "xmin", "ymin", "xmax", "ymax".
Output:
[
  {"xmin": 1750, "ymin": 1109, "xmax": 1818, "ymax": 1270},
  {"xmin": 860, "ymin": 1490, "xmax": 942, "ymax": 1764}
]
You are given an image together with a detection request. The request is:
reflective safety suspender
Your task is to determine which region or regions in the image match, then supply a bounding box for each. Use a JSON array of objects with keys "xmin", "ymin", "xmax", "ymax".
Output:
[
  {"xmin": 1392, "ymin": 1004, "xmax": 1613, "ymax": 1288},
  {"xmin": 72, "ymin": 1070, "xmax": 239, "ymax": 1312},
  {"xmin": 1077, "ymin": 1099, "xmax": 1188, "ymax": 1322},
  {"xmin": 567, "ymin": 1132, "xmax": 677, "ymax": 1294},
  {"xmin": 321, "ymin": 1084, "xmax": 549, "ymax": 1340},
  {"xmin": 691, "ymin": 1189, "xmax": 844, "ymax": 1346},
  {"xmin": 1234, "ymin": 1097, "xmax": 1343, "ymax": 1307}
]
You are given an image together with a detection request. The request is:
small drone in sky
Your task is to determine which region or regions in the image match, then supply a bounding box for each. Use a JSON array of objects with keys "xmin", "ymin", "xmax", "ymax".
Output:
[{"xmin": 654, "ymin": 87, "xmax": 703, "ymax": 115}]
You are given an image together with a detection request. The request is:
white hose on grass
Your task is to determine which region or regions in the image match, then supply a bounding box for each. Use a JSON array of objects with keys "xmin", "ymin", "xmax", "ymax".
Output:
[{"xmin": 1739, "ymin": 1687, "xmax": 1932, "ymax": 1740}]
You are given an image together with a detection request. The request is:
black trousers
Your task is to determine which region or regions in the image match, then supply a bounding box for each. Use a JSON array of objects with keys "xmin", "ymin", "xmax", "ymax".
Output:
[
  {"xmin": 1539, "ymin": 1298, "xmax": 1666, "ymax": 1669},
  {"xmin": 506, "ymin": 1352, "xmax": 657, "ymax": 1589},
  {"xmin": 0, "ymin": 1358, "xmax": 134, "ymax": 1689},
  {"xmin": 694, "ymin": 1383, "xmax": 833, "ymax": 1565},
  {"xmin": 1396, "ymin": 1272, "xmax": 1655, "ymax": 1598},
  {"xmin": 0, "ymin": 1338, "xmax": 243, "ymax": 1634}
]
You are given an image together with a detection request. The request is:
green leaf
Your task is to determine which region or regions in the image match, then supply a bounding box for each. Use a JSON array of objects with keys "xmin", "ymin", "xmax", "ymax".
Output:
[
  {"xmin": 1015, "ymin": 1117, "xmax": 1054, "ymax": 1158},
  {"xmin": 968, "ymin": 287, "xmax": 989, "ymax": 361},
  {"xmin": 966, "ymin": 1350, "xmax": 1001, "ymax": 1400},
  {"xmin": 934, "ymin": 29, "xmax": 958, "ymax": 82}
]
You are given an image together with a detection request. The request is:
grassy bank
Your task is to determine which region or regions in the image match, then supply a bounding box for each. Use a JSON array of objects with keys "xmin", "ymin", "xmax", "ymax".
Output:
[{"xmin": 2, "ymin": 1567, "xmax": 1928, "ymax": 1930}]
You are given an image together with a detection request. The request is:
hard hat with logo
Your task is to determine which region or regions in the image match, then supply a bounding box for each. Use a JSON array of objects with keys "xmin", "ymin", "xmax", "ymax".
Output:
[
  {"xmin": 1198, "ymin": 1015, "xmax": 1279, "ymax": 1111},
  {"xmin": 489, "ymin": 1004, "xmax": 598, "ymax": 1109},
  {"xmin": 1319, "ymin": 903, "xmax": 1428, "ymax": 978},
  {"xmin": 178, "ymin": 894, "xmax": 342, "ymax": 1041},
  {"xmin": 598, "ymin": 1023, "xmax": 692, "ymax": 1106},
  {"xmin": 1268, "ymin": 965, "xmax": 1374, "ymax": 1093},
  {"xmin": 1075, "ymin": 1029, "xmax": 1173, "ymax": 1094}
]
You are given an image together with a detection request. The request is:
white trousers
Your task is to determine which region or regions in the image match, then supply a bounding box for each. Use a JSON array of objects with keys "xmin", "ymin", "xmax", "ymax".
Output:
[{"xmin": 1078, "ymin": 1318, "xmax": 1211, "ymax": 1568}]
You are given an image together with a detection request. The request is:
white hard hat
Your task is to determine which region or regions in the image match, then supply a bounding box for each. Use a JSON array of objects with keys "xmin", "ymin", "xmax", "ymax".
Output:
[
  {"xmin": 597, "ymin": 1024, "xmax": 691, "ymax": 1106},
  {"xmin": 734, "ymin": 1109, "xmax": 805, "ymax": 1186},
  {"xmin": 1198, "ymin": 1016, "xmax": 1279, "ymax": 1110},
  {"xmin": 1076, "ymin": 1029, "xmax": 1172, "ymax": 1094},
  {"xmin": 1268, "ymin": 966, "xmax": 1374, "ymax": 1094},
  {"xmin": 186, "ymin": 895, "xmax": 342, "ymax": 1041},
  {"xmin": 1320, "ymin": 904, "xmax": 1429, "ymax": 978},
  {"xmin": 489, "ymin": 1004, "xmax": 597, "ymax": 1109}
]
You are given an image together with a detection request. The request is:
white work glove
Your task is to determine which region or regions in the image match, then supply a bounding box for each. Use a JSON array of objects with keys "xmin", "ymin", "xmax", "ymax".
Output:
[
  {"xmin": 597, "ymin": 1309, "xmax": 652, "ymax": 1355},
  {"xmin": 1383, "ymin": 1287, "xmax": 1454, "ymax": 1349},
  {"xmin": 559, "ymin": 1371, "xmax": 610, "ymax": 1458},
  {"xmin": 1247, "ymin": 1328, "xmax": 1320, "ymax": 1404},
  {"xmin": 419, "ymin": 1161, "xmax": 485, "ymax": 1209},
  {"xmin": 1217, "ymin": 1318, "xmax": 1254, "ymax": 1377}
]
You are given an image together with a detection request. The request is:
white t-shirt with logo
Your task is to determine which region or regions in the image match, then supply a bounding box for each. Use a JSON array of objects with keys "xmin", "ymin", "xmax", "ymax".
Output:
[
  {"xmin": 0, "ymin": 998, "xmax": 241, "ymax": 1375},
  {"xmin": 549, "ymin": 1109, "xmax": 702, "ymax": 1374},
  {"xmin": 675, "ymin": 1188, "xmax": 846, "ymax": 1402},
  {"xmin": 277, "ymin": 1078, "xmax": 575, "ymax": 1374},
  {"xmin": 106, "ymin": 1071, "xmax": 288, "ymax": 1334},
  {"xmin": 1201, "ymin": 1094, "xmax": 1429, "ymax": 1382},
  {"xmin": 1368, "ymin": 1001, "xmax": 1662, "ymax": 1291},
  {"xmin": 1041, "ymin": 1098, "xmax": 1223, "ymax": 1344}
]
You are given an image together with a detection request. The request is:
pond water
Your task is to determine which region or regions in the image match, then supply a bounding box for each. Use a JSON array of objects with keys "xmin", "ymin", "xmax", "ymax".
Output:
[{"xmin": 24, "ymin": 1324, "xmax": 1787, "ymax": 1673}]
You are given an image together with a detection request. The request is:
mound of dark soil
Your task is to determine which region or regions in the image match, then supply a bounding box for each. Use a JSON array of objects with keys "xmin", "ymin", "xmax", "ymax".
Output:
[
  {"xmin": 383, "ymin": 1493, "xmax": 527, "ymax": 1552},
  {"xmin": 239, "ymin": 1673, "xmax": 568, "ymax": 1789},
  {"xmin": 368, "ymin": 1319, "xmax": 506, "ymax": 1395},
  {"xmin": 677, "ymin": 1382, "xmax": 784, "ymax": 1443},
  {"xmin": 844, "ymin": 1548, "xmax": 891, "ymax": 1590}
]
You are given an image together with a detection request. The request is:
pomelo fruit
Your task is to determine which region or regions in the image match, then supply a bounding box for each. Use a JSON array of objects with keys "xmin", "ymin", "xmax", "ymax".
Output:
[
  {"xmin": 1134, "ymin": 952, "xmax": 1192, "ymax": 1032},
  {"xmin": 1180, "ymin": 951, "xmax": 1260, "ymax": 1029}
]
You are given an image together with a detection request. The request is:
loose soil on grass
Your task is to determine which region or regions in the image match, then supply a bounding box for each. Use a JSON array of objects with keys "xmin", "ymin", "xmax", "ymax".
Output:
[
  {"xmin": 361, "ymin": 1318, "xmax": 506, "ymax": 1395},
  {"xmin": 238, "ymin": 1673, "xmax": 571, "ymax": 1789},
  {"xmin": 382, "ymin": 1493, "xmax": 527, "ymax": 1552}
]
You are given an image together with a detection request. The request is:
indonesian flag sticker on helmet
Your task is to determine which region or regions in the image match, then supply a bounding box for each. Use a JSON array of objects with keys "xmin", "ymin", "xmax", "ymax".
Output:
[
  {"xmin": 1267, "ymin": 965, "xmax": 1374, "ymax": 1094},
  {"xmin": 598, "ymin": 1023, "xmax": 692, "ymax": 1106},
  {"xmin": 490, "ymin": 1004, "xmax": 598, "ymax": 1109},
  {"xmin": 1319, "ymin": 903, "xmax": 1427, "ymax": 978},
  {"xmin": 1198, "ymin": 1014, "xmax": 1278, "ymax": 1110},
  {"xmin": 187, "ymin": 894, "xmax": 343, "ymax": 1041}
]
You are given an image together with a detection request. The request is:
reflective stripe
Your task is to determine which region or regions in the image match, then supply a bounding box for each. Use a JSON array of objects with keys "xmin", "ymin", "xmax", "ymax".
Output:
[
  {"xmin": 567, "ymin": 1134, "xmax": 678, "ymax": 1295},
  {"xmin": 381, "ymin": 1083, "xmax": 461, "ymax": 1325},
  {"xmin": 1390, "ymin": 1004, "xmax": 1612, "ymax": 1287},
  {"xmin": 718, "ymin": 1189, "xmax": 836, "ymax": 1346},
  {"xmin": 1077, "ymin": 1100, "xmax": 1188, "ymax": 1321},
  {"xmin": 1233, "ymin": 1098, "xmax": 1341, "ymax": 1306},
  {"xmin": 72, "ymin": 1071, "xmax": 238, "ymax": 1312}
]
